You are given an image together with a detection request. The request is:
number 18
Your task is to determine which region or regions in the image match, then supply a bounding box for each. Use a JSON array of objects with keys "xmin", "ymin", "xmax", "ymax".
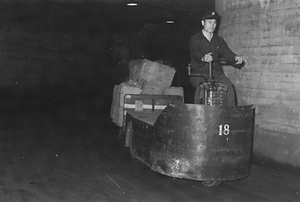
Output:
[{"xmin": 219, "ymin": 124, "xmax": 230, "ymax": 136}]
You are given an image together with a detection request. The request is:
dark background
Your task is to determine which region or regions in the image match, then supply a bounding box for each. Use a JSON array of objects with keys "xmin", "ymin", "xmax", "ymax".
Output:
[{"xmin": 0, "ymin": 0, "xmax": 208, "ymax": 114}]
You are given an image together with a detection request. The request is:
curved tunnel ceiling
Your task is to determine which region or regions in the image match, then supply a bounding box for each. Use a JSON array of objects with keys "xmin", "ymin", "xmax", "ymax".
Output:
[
  {"xmin": 140, "ymin": 0, "xmax": 215, "ymax": 12},
  {"xmin": 70, "ymin": 0, "xmax": 215, "ymax": 24}
]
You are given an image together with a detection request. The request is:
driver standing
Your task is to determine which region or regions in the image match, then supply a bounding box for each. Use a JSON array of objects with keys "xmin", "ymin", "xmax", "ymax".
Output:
[{"xmin": 189, "ymin": 11, "xmax": 244, "ymax": 105}]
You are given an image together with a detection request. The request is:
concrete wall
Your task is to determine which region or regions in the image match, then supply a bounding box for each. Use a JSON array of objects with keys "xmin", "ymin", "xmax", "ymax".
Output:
[{"xmin": 216, "ymin": 0, "xmax": 300, "ymax": 168}]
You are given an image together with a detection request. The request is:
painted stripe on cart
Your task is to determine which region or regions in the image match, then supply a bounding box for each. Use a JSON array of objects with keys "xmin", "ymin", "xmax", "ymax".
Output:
[{"xmin": 124, "ymin": 104, "xmax": 167, "ymax": 110}]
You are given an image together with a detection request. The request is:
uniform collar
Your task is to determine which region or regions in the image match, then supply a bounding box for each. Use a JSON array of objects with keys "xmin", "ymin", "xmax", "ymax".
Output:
[{"xmin": 202, "ymin": 29, "xmax": 214, "ymax": 42}]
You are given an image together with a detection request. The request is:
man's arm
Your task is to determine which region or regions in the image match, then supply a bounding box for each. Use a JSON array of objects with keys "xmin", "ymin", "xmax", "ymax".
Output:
[
  {"xmin": 189, "ymin": 35, "xmax": 206, "ymax": 66},
  {"xmin": 219, "ymin": 37, "xmax": 236, "ymax": 63},
  {"xmin": 219, "ymin": 37, "xmax": 244, "ymax": 67}
]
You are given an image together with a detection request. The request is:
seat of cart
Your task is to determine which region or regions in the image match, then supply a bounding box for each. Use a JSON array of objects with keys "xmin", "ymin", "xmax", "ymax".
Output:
[{"xmin": 126, "ymin": 110, "xmax": 162, "ymax": 126}]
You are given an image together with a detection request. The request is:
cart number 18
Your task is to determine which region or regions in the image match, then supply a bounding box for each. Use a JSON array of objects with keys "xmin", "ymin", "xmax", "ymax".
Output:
[{"xmin": 219, "ymin": 124, "xmax": 230, "ymax": 136}]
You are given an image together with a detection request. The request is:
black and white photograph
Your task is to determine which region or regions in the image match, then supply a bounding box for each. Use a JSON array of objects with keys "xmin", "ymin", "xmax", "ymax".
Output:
[{"xmin": 0, "ymin": 0, "xmax": 299, "ymax": 201}]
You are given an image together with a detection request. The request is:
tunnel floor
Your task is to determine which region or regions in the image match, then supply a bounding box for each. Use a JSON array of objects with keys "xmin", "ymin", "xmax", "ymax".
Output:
[{"xmin": 0, "ymin": 97, "xmax": 299, "ymax": 202}]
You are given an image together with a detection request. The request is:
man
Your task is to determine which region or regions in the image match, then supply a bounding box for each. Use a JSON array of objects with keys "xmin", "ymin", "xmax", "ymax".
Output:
[{"xmin": 189, "ymin": 11, "xmax": 244, "ymax": 105}]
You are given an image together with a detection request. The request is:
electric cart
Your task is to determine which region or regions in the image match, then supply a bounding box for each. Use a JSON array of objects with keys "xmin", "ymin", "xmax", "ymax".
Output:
[{"xmin": 120, "ymin": 62, "xmax": 254, "ymax": 187}]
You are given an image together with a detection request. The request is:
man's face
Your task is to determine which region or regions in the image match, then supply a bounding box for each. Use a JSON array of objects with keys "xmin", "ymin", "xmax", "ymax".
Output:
[{"xmin": 202, "ymin": 19, "xmax": 217, "ymax": 33}]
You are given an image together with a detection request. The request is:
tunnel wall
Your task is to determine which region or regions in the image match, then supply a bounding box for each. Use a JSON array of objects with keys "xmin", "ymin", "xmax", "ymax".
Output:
[
  {"xmin": 216, "ymin": 0, "xmax": 300, "ymax": 168},
  {"xmin": 0, "ymin": 1, "xmax": 112, "ymax": 111}
]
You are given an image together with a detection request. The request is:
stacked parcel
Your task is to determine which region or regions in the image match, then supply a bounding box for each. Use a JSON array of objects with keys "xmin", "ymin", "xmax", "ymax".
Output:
[{"xmin": 110, "ymin": 59, "xmax": 184, "ymax": 127}]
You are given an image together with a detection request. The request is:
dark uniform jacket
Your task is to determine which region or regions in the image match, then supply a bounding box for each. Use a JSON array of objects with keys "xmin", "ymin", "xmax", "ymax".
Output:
[{"xmin": 189, "ymin": 31, "xmax": 237, "ymax": 76}]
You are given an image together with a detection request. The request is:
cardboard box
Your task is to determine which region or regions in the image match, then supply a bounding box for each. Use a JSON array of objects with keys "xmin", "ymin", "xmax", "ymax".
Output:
[
  {"xmin": 110, "ymin": 82, "xmax": 141, "ymax": 127},
  {"xmin": 110, "ymin": 103, "xmax": 124, "ymax": 127},
  {"xmin": 112, "ymin": 82, "xmax": 141, "ymax": 106},
  {"xmin": 139, "ymin": 59, "xmax": 175, "ymax": 94},
  {"xmin": 164, "ymin": 86, "xmax": 184, "ymax": 98}
]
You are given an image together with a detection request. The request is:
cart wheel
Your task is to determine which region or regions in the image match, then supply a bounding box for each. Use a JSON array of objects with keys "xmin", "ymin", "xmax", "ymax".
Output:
[
  {"xmin": 116, "ymin": 128, "xmax": 126, "ymax": 150},
  {"xmin": 118, "ymin": 128, "xmax": 125, "ymax": 139},
  {"xmin": 128, "ymin": 126, "xmax": 136, "ymax": 159},
  {"xmin": 126, "ymin": 121, "xmax": 137, "ymax": 160},
  {"xmin": 125, "ymin": 121, "xmax": 133, "ymax": 148},
  {"xmin": 202, "ymin": 181, "xmax": 222, "ymax": 187}
]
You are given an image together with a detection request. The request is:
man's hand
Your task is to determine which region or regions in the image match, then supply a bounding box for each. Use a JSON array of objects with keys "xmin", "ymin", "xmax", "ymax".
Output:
[
  {"xmin": 235, "ymin": 56, "xmax": 244, "ymax": 64},
  {"xmin": 202, "ymin": 53, "xmax": 213, "ymax": 62}
]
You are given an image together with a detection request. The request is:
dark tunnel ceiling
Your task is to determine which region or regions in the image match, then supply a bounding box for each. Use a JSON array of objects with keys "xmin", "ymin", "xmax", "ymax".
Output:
[{"xmin": 64, "ymin": 0, "xmax": 215, "ymax": 24}]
